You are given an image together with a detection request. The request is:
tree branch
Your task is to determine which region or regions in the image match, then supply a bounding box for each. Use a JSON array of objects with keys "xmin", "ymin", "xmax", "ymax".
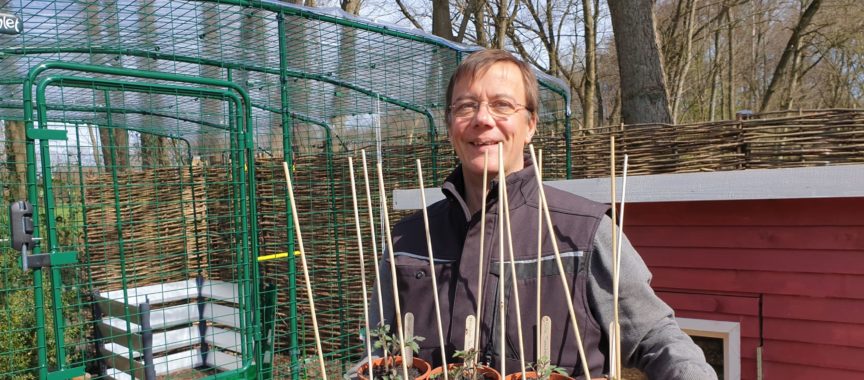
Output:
[{"xmin": 395, "ymin": 0, "xmax": 424, "ymax": 30}]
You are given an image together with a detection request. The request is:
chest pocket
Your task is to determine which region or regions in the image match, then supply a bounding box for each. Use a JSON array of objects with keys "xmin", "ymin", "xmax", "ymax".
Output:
[
  {"xmin": 486, "ymin": 251, "xmax": 595, "ymax": 371},
  {"xmin": 390, "ymin": 252, "xmax": 456, "ymax": 350}
]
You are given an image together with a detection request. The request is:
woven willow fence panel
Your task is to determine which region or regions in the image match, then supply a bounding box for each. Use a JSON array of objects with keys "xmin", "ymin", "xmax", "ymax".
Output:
[{"xmin": 571, "ymin": 110, "xmax": 864, "ymax": 178}]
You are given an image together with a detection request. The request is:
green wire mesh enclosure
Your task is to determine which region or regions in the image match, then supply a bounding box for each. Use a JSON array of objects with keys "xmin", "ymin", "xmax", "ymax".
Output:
[{"xmin": 0, "ymin": 1, "xmax": 571, "ymax": 379}]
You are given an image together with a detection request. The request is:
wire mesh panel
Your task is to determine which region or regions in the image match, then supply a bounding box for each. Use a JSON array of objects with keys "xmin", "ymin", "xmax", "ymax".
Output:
[
  {"xmin": 0, "ymin": 1, "xmax": 573, "ymax": 379},
  {"xmin": 7, "ymin": 72, "xmax": 260, "ymax": 379}
]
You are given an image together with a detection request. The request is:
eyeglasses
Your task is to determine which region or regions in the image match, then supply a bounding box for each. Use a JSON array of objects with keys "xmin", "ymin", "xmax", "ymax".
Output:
[{"xmin": 448, "ymin": 99, "xmax": 530, "ymax": 119}]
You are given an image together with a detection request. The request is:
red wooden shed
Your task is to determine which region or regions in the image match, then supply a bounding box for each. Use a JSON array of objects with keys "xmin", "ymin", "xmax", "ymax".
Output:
[{"xmin": 551, "ymin": 164, "xmax": 864, "ymax": 379}]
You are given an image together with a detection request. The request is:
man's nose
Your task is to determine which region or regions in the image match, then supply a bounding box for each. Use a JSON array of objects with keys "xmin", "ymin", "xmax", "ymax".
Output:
[{"xmin": 472, "ymin": 102, "xmax": 496, "ymax": 127}]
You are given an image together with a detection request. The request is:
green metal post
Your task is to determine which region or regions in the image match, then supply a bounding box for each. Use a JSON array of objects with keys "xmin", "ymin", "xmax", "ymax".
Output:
[
  {"xmin": 34, "ymin": 86, "xmax": 67, "ymax": 371},
  {"xmin": 277, "ymin": 11, "xmax": 301, "ymax": 379},
  {"xmin": 21, "ymin": 68, "xmax": 48, "ymax": 380},
  {"xmin": 72, "ymin": 123, "xmax": 98, "ymax": 370}
]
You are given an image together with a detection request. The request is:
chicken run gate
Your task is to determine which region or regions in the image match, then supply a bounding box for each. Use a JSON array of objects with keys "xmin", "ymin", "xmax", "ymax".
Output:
[{"xmin": 0, "ymin": 1, "xmax": 572, "ymax": 379}]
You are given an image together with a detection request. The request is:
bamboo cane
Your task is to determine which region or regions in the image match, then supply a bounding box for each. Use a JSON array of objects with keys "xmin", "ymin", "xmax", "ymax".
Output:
[
  {"xmin": 527, "ymin": 145, "xmax": 592, "ymax": 380},
  {"xmin": 613, "ymin": 154, "xmax": 629, "ymax": 380},
  {"xmin": 610, "ymin": 136, "xmax": 622, "ymax": 379},
  {"xmin": 535, "ymin": 149, "xmax": 543, "ymax": 362},
  {"xmin": 416, "ymin": 159, "xmax": 449, "ymax": 380},
  {"xmin": 361, "ymin": 150, "xmax": 386, "ymax": 333},
  {"xmin": 497, "ymin": 144, "xmax": 507, "ymax": 378},
  {"xmin": 376, "ymin": 162, "xmax": 411, "ymax": 380},
  {"xmin": 348, "ymin": 156, "xmax": 375, "ymax": 380},
  {"xmin": 282, "ymin": 162, "xmax": 328, "ymax": 380},
  {"xmin": 500, "ymin": 164, "xmax": 528, "ymax": 378},
  {"xmin": 474, "ymin": 151, "xmax": 489, "ymax": 355},
  {"xmin": 615, "ymin": 155, "xmax": 629, "ymax": 285}
]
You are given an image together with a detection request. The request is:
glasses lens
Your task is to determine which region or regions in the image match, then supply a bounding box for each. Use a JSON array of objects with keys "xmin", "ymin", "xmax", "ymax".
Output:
[
  {"xmin": 489, "ymin": 100, "xmax": 518, "ymax": 117},
  {"xmin": 452, "ymin": 101, "xmax": 478, "ymax": 117}
]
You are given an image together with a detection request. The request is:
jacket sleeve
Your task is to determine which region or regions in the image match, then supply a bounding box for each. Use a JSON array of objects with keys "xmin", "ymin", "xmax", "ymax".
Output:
[{"xmin": 586, "ymin": 216, "xmax": 718, "ymax": 380}]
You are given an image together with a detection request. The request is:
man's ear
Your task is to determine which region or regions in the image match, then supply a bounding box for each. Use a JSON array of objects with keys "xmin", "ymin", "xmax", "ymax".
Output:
[{"xmin": 525, "ymin": 113, "xmax": 538, "ymax": 143}]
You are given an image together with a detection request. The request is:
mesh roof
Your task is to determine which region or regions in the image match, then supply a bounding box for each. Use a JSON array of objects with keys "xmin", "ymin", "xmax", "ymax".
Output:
[{"xmin": 0, "ymin": 0, "xmax": 570, "ymax": 149}]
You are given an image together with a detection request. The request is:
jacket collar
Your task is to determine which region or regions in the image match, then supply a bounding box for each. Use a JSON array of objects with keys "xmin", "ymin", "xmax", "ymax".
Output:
[{"xmin": 441, "ymin": 155, "xmax": 539, "ymax": 222}]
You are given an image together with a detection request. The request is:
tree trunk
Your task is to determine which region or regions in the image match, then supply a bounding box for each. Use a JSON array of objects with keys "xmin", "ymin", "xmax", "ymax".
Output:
[
  {"xmin": 138, "ymin": 1, "xmax": 166, "ymax": 168},
  {"xmin": 83, "ymin": 0, "xmax": 128, "ymax": 170},
  {"xmin": 87, "ymin": 125, "xmax": 102, "ymax": 172},
  {"xmin": 432, "ymin": 0, "xmax": 454, "ymax": 40},
  {"xmin": 608, "ymin": 0, "xmax": 672, "ymax": 124},
  {"xmin": 546, "ymin": 0, "xmax": 559, "ymax": 75},
  {"xmin": 725, "ymin": 4, "xmax": 736, "ymax": 119},
  {"xmin": 474, "ymin": 0, "xmax": 488, "ymax": 47},
  {"xmin": 759, "ymin": 0, "xmax": 822, "ymax": 112},
  {"xmin": 749, "ymin": 0, "xmax": 761, "ymax": 110},
  {"xmin": 340, "ymin": 0, "xmax": 360, "ymax": 15},
  {"xmin": 709, "ymin": 12, "xmax": 721, "ymax": 121},
  {"xmin": 103, "ymin": 0, "xmax": 129, "ymax": 170},
  {"xmin": 781, "ymin": 46, "xmax": 804, "ymax": 110},
  {"xmin": 4, "ymin": 120, "xmax": 28, "ymax": 199},
  {"xmin": 607, "ymin": 88, "xmax": 622, "ymax": 126},
  {"xmin": 668, "ymin": 0, "xmax": 698, "ymax": 123},
  {"xmin": 709, "ymin": 65, "xmax": 719, "ymax": 121},
  {"xmin": 199, "ymin": 2, "xmax": 225, "ymax": 164},
  {"xmin": 329, "ymin": 0, "xmax": 362, "ymax": 147},
  {"xmin": 582, "ymin": 0, "xmax": 597, "ymax": 129},
  {"xmin": 492, "ymin": 0, "xmax": 516, "ymax": 49}
]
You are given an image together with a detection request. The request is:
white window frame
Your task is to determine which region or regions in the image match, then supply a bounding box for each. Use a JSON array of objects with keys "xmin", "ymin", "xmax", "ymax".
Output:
[{"xmin": 676, "ymin": 317, "xmax": 741, "ymax": 380}]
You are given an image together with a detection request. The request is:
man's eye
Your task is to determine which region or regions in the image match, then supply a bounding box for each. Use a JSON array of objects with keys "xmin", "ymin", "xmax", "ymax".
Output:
[
  {"xmin": 491, "ymin": 100, "xmax": 516, "ymax": 112},
  {"xmin": 456, "ymin": 102, "xmax": 478, "ymax": 112}
]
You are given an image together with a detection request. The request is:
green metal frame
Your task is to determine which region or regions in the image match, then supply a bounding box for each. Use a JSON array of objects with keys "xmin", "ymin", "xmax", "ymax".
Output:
[{"xmin": 23, "ymin": 62, "xmax": 264, "ymax": 379}]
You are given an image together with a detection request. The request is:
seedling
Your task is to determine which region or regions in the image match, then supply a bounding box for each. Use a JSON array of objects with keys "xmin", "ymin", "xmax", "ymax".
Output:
[
  {"xmin": 530, "ymin": 356, "xmax": 569, "ymax": 380},
  {"xmin": 430, "ymin": 348, "xmax": 483, "ymax": 379},
  {"xmin": 431, "ymin": 316, "xmax": 495, "ymax": 380},
  {"xmin": 367, "ymin": 317, "xmax": 426, "ymax": 380}
]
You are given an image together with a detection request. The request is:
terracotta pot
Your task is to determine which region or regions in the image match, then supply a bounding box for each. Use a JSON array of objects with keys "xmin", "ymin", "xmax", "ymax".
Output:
[
  {"xmin": 504, "ymin": 371, "xmax": 574, "ymax": 380},
  {"xmin": 358, "ymin": 356, "xmax": 433, "ymax": 380},
  {"xmin": 429, "ymin": 363, "xmax": 503, "ymax": 379}
]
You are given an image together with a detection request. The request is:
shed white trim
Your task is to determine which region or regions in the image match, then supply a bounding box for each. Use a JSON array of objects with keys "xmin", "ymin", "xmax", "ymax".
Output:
[
  {"xmin": 677, "ymin": 317, "xmax": 741, "ymax": 380},
  {"xmin": 393, "ymin": 165, "xmax": 864, "ymax": 209}
]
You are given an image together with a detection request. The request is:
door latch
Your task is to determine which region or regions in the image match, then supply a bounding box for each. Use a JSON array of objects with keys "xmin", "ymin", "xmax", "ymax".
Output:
[{"xmin": 8, "ymin": 200, "xmax": 47, "ymax": 270}]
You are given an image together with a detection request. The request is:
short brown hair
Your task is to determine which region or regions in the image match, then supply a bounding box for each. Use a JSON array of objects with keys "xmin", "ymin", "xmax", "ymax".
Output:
[{"xmin": 445, "ymin": 49, "xmax": 539, "ymax": 123}]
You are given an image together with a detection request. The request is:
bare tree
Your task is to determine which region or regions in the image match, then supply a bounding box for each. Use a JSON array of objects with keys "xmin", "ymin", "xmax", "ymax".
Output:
[
  {"xmin": 3, "ymin": 120, "xmax": 27, "ymax": 199},
  {"xmin": 433, "ymin": 0, "xmax": 455, "ymax": 40},
  {"xmin": 198, "ymin": 2, "xmax": 225, "ymax": 164},
  {"xmin": 83, "ymin": 0, "xmax": 130, "ymax": 169},
  {"xmin": 474, "ymin": 0, "xmax": 490, "ymax": 47},
  {"xmin": 660, "ymin": 0, "xmax": 698, "ymax": 123},
  {"xmin": 724, "ymin": 4, "xmax": 736, "ymax": 119},
  {"xmin": 137, "ymin": 1, "xmax": 168, "ymax": 168},
  {"xmin": 608, "ymin": 0, "xmax": 672, "ymax": 124},
  {"xmin": 341, "ymin": 0, "xmax": 361, "ymax": 15},
  {"xmin": 376, "ymin": 0, "xmax": 859, "ymax": 124},
  {"xmin": 395, "ymin": 0, "xmax": 424, "ymax": 30},
  {"xmin": 759, "ymin": 0, "xmax": 823, "ymax": 111},
  {"xmin": 582, "ymin": 0, "xmax": 597, "ymax": 129}
]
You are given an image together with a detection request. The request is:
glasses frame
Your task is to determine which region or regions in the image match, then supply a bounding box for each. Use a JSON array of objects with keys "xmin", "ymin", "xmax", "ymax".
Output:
[{"xmin": 448, "ymin": 99, "xmax": 531, "ymax": 120}]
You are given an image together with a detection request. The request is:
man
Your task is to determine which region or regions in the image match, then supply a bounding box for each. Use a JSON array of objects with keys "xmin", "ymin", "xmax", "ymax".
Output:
[{"xmin": 368, "ymin": 49, "xmax": 716, "ymax": 379}]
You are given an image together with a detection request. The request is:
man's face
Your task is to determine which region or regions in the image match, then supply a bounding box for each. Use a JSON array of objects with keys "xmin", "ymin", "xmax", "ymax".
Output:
[{"xmin": 448, "ymin": 62, "xmax": 537, "ymax": 180}]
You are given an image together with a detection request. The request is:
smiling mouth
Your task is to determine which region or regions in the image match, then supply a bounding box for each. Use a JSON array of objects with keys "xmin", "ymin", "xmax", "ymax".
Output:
[{"xmin": 470, "ymin": 141, "xmax": 499, "ymax": 147}]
